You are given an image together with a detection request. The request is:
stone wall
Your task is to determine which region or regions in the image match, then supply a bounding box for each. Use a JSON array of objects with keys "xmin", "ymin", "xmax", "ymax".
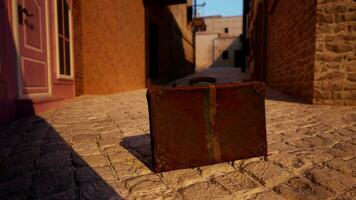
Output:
[
  {"xmin": 265, "ymin": 0, "xmax": 317, "ymax": 103},
  {"xmin": 314, "ymin": 0, "xmax": 356, "ymax": 105}
]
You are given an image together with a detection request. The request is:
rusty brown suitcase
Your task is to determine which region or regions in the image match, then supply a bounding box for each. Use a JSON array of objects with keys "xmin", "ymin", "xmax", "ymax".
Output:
[{"xmin": 147, "ymin": 78, "xmax": 267, "ymax": 172}]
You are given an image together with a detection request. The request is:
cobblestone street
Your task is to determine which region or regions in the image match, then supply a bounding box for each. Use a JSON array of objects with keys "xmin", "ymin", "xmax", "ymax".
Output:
[{"xmin": 0, "ymin": 69, "xmax": 355, "ymax": 200}]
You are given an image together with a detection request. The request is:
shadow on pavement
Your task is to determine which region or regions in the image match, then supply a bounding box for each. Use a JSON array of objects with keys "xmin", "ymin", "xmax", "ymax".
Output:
[
  {"xmin": 265, "ymin": 88, "xmax": 308, "ymax": 104},
  {"xmin": 0, "ymin": 115, "xmax": 124, "ymax": 200},
  {"xmin": 121, "ymin": 135, "xmax": 154, "ymax": 171}
]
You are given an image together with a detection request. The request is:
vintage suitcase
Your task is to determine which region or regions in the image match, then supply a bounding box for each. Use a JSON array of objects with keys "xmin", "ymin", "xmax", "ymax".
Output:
[{"xmin": 147, "ymin": 78, "xmax": 267, "ymax": 172}]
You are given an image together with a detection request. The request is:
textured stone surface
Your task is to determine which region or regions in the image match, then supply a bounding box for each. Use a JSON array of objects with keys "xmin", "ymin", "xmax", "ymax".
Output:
[
  {"xmin": 0, "ymin": 69, "xmax": 355, "ymax": 199},
  {"xmin": 178, "ymin": 181, "xmax": 232, "ymax": 200},
  {"xmin": 314, "ymin": 0, "xmax": 356, "ymax": 105},
  {"xmin": 273, "ymin": 177, "xmax": 332, "ymax": 200}
]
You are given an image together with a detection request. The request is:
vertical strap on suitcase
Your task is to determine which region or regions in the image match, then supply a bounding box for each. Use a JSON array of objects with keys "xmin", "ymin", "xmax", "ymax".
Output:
[{"xmin": 204, "ymin": 84, "xmax": 221, "ymax": 161}]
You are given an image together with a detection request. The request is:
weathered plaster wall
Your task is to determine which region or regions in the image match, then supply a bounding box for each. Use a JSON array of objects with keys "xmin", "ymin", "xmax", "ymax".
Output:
[
  {"xmin": 146, "ymin": 0, "xmax": 195, "ymax": 83},
  {"xmin": 266, "ymin": 0, "xmax": 317, "ymax": 103},
  {"xmin": 73, "ymin": 0, "xmax": 146, "ymax": 95},
  {"xmin": 196, "ymin": 33, "xmax": 219, "ymax": 70},
  {"xmin": 204, "ymin": 16, "xmax": 243, "ymax": 37},
  {"xmin": 314, "ymin": 0, "xmax": 356, "ymax": 105},
  {"xmin": 212, "ymin": 37, "xmax": 242, "ymax": 68}
]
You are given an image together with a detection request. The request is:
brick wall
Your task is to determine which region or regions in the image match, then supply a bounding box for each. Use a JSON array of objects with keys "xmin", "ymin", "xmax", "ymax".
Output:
[
  {"xmin": 314, "ymin": 0, "xmax": 356, "ymax": 105},
  {"xmin": 73, "ymin": 0, "xmax": 146, "ymax": 95},
  {"xmin": 265, "ymin": 0, "xmax": 317, "ymax": 103}
]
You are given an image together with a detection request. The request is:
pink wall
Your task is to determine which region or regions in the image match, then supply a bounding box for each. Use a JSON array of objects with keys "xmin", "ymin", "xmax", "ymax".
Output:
[{"xmin": 0, "ymin": 1, "xmax": 19, "ymax": 123}]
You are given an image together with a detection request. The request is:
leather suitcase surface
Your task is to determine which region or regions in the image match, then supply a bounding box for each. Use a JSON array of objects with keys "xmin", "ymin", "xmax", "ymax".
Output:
[{"xmin": 147, "ymin": 79, "xmax": 267, "ymax": 172}]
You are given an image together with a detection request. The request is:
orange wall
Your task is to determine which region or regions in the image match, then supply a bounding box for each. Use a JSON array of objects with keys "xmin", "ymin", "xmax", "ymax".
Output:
[{"xmin": 73, "ymin": 0, "xmax": 146, "ymax": 95}]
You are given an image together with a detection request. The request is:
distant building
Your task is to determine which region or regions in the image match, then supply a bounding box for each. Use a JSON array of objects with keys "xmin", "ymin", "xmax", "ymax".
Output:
[
  {"xmin": 195, "ymin": 16, "xmax": 243, "ymax": 71},
  {"xmin": 0, "ymin": 0, "xmax": 194, "ymax": 123}
]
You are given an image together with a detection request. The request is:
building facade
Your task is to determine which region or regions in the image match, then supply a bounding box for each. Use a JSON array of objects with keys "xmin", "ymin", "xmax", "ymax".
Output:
[
  {"xmin": 195, "ymin": 16, "xmax": 243, "ymax": 71},
  {"xmin": 246, "ymin": 0, "xmax": 356, "ymax": 105},
  {"xmin": 0, "ymin": 0, "xmax": 194, "ymax": 123}
]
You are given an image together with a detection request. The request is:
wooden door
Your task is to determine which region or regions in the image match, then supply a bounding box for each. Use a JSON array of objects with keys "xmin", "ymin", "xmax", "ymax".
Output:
[{"xmin": 17, "ymin": 0, "xmax": 49, "ymax": 95}]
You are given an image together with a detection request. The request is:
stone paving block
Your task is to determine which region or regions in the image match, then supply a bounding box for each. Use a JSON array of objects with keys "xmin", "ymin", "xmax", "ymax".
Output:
[
  {"xmin": 109, "ymin": 181, "xmax": 130, "ymax": 199},
  {"xmin": 333, "ymin": 186, "xmax": 356, "ymax": 200},
  {"xmin": 0, "ymin": 173, "xmax": 32, "ymax": 198},
  {"xmin": 232, "ymin": 156, "xmax": 265, "ymax": 171},
  {"xmin": 93, "ymin": 166, "xmax": 116, "ymax": 181},
  {"xmin": 109, "ymin": 151, "xmax": 139, "ymax": 165},
  {"xmin": 98, "ymin": 138, "xmax": 121, "ymax": 152},
  {"xmin": 316, "ymin": 130, "xmax": 347, "ymax": 143},
  {"xmin": 329, "ymin": 142, "xmax": 356, "ymax": 158},
  {"xmin": 82, "ymin": 154, "xmax": 110, "ymax": 168},
  {"xmin": 273, "ymin": 177, "xmax": 332, "ymax": 200},
  {"xmin": 125, "ymin": 174, "xmax": 168, "ymax": 197},
  {"xmin": 324, "ymin": 157, "xmax": 356, "ymax": 176},
  {"xmin": 243, "ymin": 161, "xmax": 291, "ymax": 188},
  {"xmin": 40, "ymin": 138, "xmax": 71, "ymax": 153},
  {"xmin": 267, "ymin": 152, "xmax": 313, "ymax": 174},
  {"xmin": 31, "ymin": 168, "xmax": 75, "ymax": 198},
  {"xmin": 104, "ymin": 146, "xmax": 129, "ymax": 156},
  {"xmin": 247, "ymin": 191, "xmax": 286, "ymax": 200},
  {"xmin": 291, "ymin": 148, "xmax": 335, "ymax": 165},
  {"xmin": 199, "ymin": 163, "xmax": 235, "ymax": 179},
  {"xmin": 290, "ymin": 135, "xmax": 336, "ymax": 149},
  {"xmin": 161, "ymin": 168, "xmax": 202, "ymax": 189},
  {"xmin": 4, "ymin": 149, "xmax": 40, "ymax": 166},
  {"xmin": 72, "ymin": 134, "xmax": 98, "ymax": 143},
  {"xmin": 0, "ymin": 159, "xmax": 35, "ymax": 182},
  {"xmin": 75, "ymin": 167, "xmax": 101, "ymax": 186},
  {"xmin": 40, "ymin": 190, "xmax": 76, "ymax": 200},
  {"xmin": 79, "ymin": 180, "xmax": 121, "ymax": 200},
  {"xmin": 178, "ymin": 181, "xmax": 232, "ymax": 200},
  {"xmin": 214, "ymin": 171, "xmax": 259, "ymax": 193},
  {"xmin": 335, "ymin": 127, "xmax": 356, "ymax": 140},
  {"xmin": 72, "ymin": 142, "xmax": 102, "ymax": 156},
  {"xmin": 114, "ymin": 160, "xmax": 152, "ymax": 182},
  {"xmin": 161, "ymin": 192, "xmax": 184, "ymax": 200},
  {"xmin": 38, "ymin": 150, "xmax": 72, "ymax": 169},
  {"xmin": 10, "ymin": 140, "xmax": 42, "ymax": 156},
  {"xmin": 268, "ymin": 141, "xmax": 300, "ymax": 154},
  {"xmin": 305, "ymin": 166, "xmax": 356, "ymax": 193}
]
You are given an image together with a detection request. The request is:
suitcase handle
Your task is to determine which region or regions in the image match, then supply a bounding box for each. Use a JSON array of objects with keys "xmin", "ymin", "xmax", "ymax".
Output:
[{"xmin": 189, "ymin": 77, "xmax": 217, "ymax": 85}]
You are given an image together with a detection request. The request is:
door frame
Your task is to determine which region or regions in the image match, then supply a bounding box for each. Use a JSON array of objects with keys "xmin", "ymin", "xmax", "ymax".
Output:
[{"xmin": 11, "ymin": 0, "xmax": 52, "ymax": 99}]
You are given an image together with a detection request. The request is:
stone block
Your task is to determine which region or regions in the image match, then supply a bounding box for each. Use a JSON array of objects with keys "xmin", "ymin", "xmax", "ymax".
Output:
[
  {"xmin": 347, "ymin": 73, "xmax": 356, "ymax": 81},
  {"xmin": 305, "ymin": 166, "xmax": 356, "ymax": 193},
  {"xmin": 242, "ymin": 161, "xmax": 291, "ymax": 188},
  {"xmin": 161, "ymin": 168, "xmax": 202, "ymax": 189},
  {"xmin": 199, "ymin": 163, "xmax": 235, "ymax": 179},
  {"xmin": 273, "ymin": 177, "xmax": 332, "ymax": 200},
  {"xmin": 125, "ymin": 174, "xmax": 167, "ymax": 197},
  {"xmin": 214, "ymin": 171, "xmax": 258, "ymax": 193},
  {"xmin": 178, "ymin": 181, "xmax": 232, "ymax": 200}
]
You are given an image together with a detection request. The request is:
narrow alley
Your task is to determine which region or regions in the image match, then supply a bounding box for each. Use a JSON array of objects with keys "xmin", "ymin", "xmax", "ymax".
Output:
[{"xmin": 0, "ymin": 69, "xmax": 355, "ymax": 199}]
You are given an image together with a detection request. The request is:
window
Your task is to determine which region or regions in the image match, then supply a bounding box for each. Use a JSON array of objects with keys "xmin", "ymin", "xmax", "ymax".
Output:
[
  {"xmin": 222, "ymin": 51, "xmax": 229, "ymax": 59},
  {"xmin": 57, "ymin": 0, "xmax": 71, "ymax": 77},
  {"xmin": 224, "ymin": 28, "xmax": 229, "ymax": 33}
]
